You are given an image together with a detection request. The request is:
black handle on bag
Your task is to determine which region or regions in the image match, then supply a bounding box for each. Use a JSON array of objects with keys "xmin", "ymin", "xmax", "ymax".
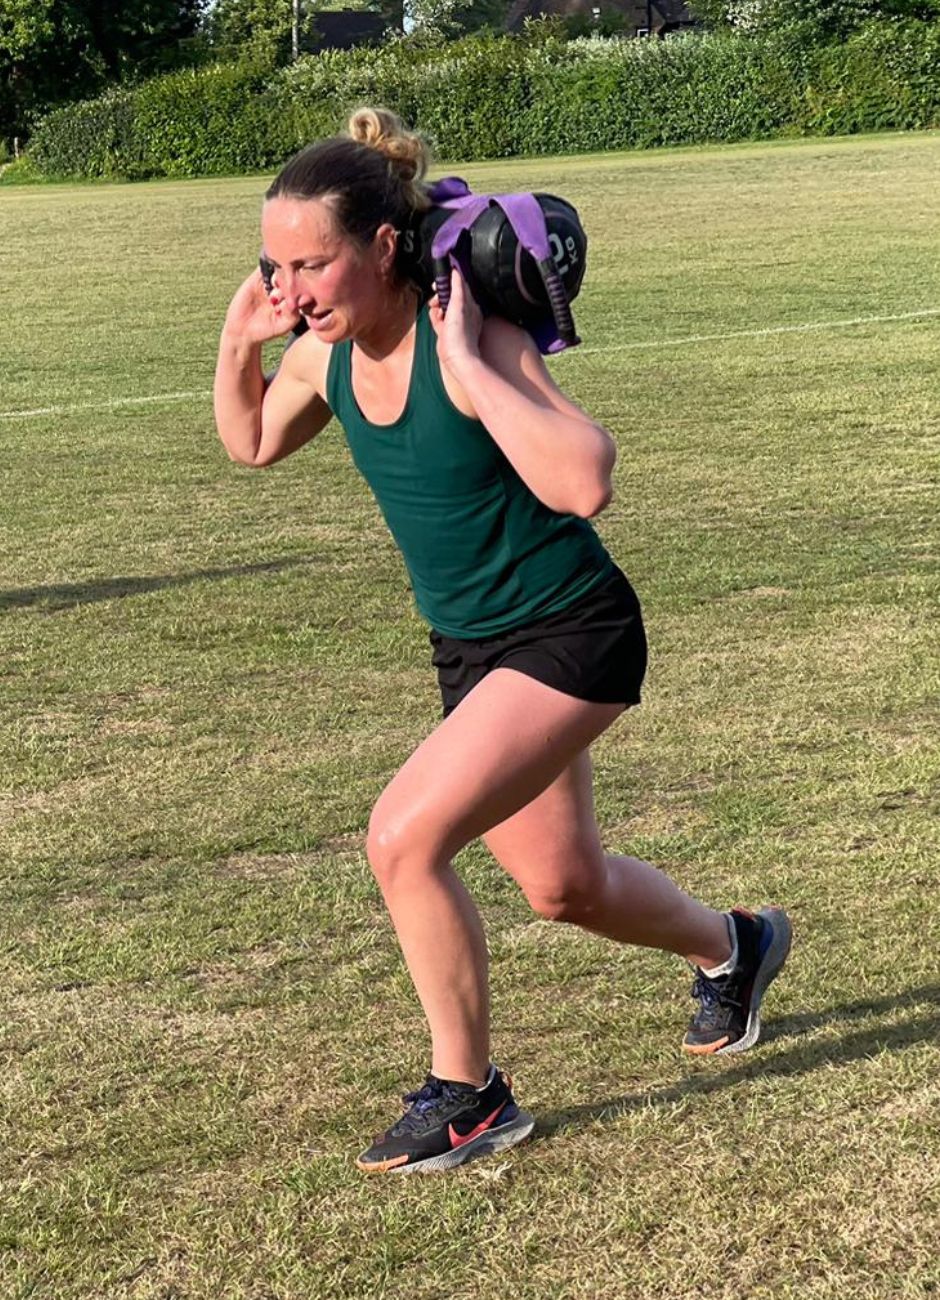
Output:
[
  {"xmin": 259, "ymin": 254, "xmax": 308, "ymax": 339},
  {"xmin": 433, "ymin": 256, "xmax": 452, "ymax": 317},
  {"xmin": 537, "ymin": 258, "xmax": 579, "ymax": 348}
]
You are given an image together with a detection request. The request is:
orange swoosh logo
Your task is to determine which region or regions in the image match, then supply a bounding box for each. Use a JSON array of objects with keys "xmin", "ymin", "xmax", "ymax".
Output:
[{"xmin": 449, "ymin": 1103, "xmax": 506, "ymax": 1150}]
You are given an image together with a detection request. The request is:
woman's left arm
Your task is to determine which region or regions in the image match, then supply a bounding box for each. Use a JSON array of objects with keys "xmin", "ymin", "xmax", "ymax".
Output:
[{"xmin": 430, "ymin": 273, "xmax": 616, "ymax": 518}]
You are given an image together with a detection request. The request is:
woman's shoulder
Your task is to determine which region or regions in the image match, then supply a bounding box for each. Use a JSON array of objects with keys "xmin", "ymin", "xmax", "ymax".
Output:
[
  {"xmin": 417, "ymin": 306, "xmax": 478, "ymax": 422},
  {"xmin": 279, "ymin": 326, "xmax": 335, "ymax": 400},
  {"xmin": 477, "ymin": 316, "xmax": 588, "ymax": 420},
  {"xmin": 479, "ymin": 314, "xmax": 539, "ymax": 364},
  {"xmin": 478, "ymin": 315, "xmax": 555, "ymax": 395}
]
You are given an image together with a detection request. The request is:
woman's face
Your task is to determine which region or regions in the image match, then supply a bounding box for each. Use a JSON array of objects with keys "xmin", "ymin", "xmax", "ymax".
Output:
[{"xmin": 261, "ymin": 196, "xmax": 393, "ymax": 342}]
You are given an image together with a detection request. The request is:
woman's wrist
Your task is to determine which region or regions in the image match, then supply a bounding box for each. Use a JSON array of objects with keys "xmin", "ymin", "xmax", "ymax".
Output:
[
  {"xmin": 220, "ymin": 326, "xmax": 264, "ymax": 354},
  {"xmin": 446, "ymin": 350, "xmax": 487, "ymax": 387}
]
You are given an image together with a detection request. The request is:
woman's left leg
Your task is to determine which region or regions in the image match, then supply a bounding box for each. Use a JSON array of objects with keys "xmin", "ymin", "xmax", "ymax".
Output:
[
  {"xmin": 483, "ymin": 750, "xmax": 791, "ymax": 1062},
  {"xmin": 482, "ymin": 750, "xmax": 732, "ymax": 965}
]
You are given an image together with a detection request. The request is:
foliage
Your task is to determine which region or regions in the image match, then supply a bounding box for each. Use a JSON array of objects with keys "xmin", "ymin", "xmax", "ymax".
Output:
[
  {"xmin": 798, "ymin": 17, "xmax": 940, "ymax": 133},
  {"xmin": 207, "ymin": 0, "xmax": 303, "ymax": 63},
  {"xmin": 451, "ymin": 0, "xmax": 511, "ymax": 34},
  {"xmin": 24, "ymin": 18, "xmax": 940, "ymax": 178},
  {"xmin": 28, "ymin": 61, "xmax": 289, "ymax": 180},
  {"xmin": 688, "ymin": 0, "xmax": 940, "ymax": 39},
  {"xmin": 26, "ymin": 90, "xmax": 144, "ymax": 180},
  {"xmin": 0, "ymin": 0, "xmax": 54, "ymax": 61},
  {"xmin": 0, "ymin": 0, "xmax": 207, "ymax": 146},
  {"xmin": 206, "ymin": 0, "xmax": 396, "ymax": 65},
  {"xmin": 134, "ymin": 61, "xmax": 291, "ymax": 177},
  {"xmin": 405, "ymin": 0, "xmax": 472, "ymax": 38},
  {"xmin": 400, "ymin": 0, "xmax": 510, "ymax": 39},
  {"xmin": 563, "ymin": 8, "xmax": 629, "ymax": 38},
  {"xmin": 0, "ymin": 148, "xmax": 42, "ymax": 182}
]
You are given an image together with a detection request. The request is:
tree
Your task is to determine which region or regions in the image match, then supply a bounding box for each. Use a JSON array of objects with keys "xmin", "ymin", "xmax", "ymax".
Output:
[
  {"xmin": 404, "ymin": 0, "xmax": 471, "ymax": 37},
  {"xmin": 207, "ymin": 0, "xmax": 300, "ymax": 62},
  {"xmin": 207, "ymin": 0, "xmax": 400, "ymax": 63},
  {"xmin": 1, "ymin": 0, "xmax": 208, "ymax": 143},
  {"xmin": 402, "ymin": 0, "xmax": 510, "ymax": 37},
  {"xmin": 451, "ymin": 0, "xmax": 510, "ymax": 34}
]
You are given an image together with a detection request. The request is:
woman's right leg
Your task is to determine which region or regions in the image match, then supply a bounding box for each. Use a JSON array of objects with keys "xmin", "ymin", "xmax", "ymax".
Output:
[{"xmin": 365, "ymin": 670, "xmax": 626, "ymax": 1088}]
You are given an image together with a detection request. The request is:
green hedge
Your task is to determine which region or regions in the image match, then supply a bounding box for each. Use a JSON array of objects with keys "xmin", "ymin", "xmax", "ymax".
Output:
[
  {"xmin": 519, "ymin": 33, "xmax": 802, "ymax": 152},
  {"xmin": 28, "ymin": 62, "xmax": 283, "ymax": 179},
  {"xmin": 29, "ymin": 90, "xmax": 144, "ymax": 179},
  {"xmin": 798, "ymin": 19, "xmax": 940, "ymax": 134},
  {"xmin": 261, "ymin": 30, "xmax": 804, "ymax": 158},
  {"xmin": 24, "ymin": 21, "xmax": 940, "ymax": 181},
  {"xmin": 133, "ymin": 63, "xmax": 282, "ymax": 177}
]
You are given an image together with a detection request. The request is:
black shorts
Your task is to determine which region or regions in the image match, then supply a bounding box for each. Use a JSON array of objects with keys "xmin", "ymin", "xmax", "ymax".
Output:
[{"xmin": 429, "ymin": 566, "xmax": 648, "ymax": 718}]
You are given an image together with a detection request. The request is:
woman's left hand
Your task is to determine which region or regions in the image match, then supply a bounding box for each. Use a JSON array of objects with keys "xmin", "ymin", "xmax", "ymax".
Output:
[{"xmin": 428, "ymin": 268, "xmax": 484, "ymax": 379}]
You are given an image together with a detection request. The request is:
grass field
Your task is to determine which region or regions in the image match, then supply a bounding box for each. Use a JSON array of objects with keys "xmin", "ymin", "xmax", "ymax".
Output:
[{"xmin": 1, "ymin": 131, "xmax": 939, "ymax": 1299}]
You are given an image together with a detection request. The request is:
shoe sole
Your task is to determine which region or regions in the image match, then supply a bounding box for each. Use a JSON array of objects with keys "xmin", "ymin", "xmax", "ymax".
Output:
[
  {"xmin": 380, "ymin": 1111, "xmax": 536, "ymax": 1175},
  {"xmin": 716, "ymin": 905, "xmax": 792, "ymax": 1055}
]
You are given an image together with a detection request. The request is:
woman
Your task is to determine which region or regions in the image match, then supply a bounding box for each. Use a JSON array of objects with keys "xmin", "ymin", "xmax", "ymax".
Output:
[{"xmin": 214, "ymin": 107, "xmax": 791, "ymax": 1175}]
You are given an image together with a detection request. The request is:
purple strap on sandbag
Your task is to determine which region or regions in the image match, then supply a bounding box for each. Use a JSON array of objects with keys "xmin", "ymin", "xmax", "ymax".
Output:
[
  {"xmin": 428, "ymin": 176, "xmax": 473, "ymax": 203},
  {"xmin": 426, "ymin": 178, "xmax": 576, "ymax": 354},
  {"xmin": 430, "ymin": 188, "xmax": 551, "ymax": 262}
]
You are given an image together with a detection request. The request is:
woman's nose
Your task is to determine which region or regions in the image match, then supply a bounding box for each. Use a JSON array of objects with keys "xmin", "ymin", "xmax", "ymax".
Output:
[{"xmin": 274, "ymin": 270, "xmax": 306, "ymax": 312}]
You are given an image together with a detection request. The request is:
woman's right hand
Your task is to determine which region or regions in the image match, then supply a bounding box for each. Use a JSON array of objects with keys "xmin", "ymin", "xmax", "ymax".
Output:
[{"xmin": 222, "ymin": 269, "xmax": 302, "ymax": 344}]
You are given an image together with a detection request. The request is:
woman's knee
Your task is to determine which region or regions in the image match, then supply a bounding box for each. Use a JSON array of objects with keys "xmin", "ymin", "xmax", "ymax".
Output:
[
  {"xmin": 366, "ymin": 808, "xmax": 411, "ymax": 884},
  {"xmin": 521, "ymin": 858, "xmax": 607, "ymax": 925},
  {"xmin": 366, "ymin": 803, "xmax": 458, "ymax": 888}
]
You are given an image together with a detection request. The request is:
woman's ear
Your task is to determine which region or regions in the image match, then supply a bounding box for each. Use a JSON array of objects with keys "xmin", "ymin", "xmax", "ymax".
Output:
[{"xmin": 375, "ymin": 222, "xmax": 399, "ymax": 277}]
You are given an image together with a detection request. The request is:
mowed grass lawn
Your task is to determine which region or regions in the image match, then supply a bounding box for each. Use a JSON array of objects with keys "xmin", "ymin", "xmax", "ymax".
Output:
[{"xmin": 1, "ymin": 131, "xmax": 938, "ymax": 1299}]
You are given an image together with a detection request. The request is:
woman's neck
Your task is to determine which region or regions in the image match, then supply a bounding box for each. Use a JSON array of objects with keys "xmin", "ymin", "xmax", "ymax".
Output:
[{"xmin": 353, "ymin": 286, "xmax": 421, "ymax": 362}]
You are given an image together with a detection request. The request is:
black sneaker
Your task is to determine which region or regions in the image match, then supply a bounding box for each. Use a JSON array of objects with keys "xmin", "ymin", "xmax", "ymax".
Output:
[
  {"xmin": 356, "ymin": 1066, "xmax": 535, "ymax": 1174},
  {"xmin": 683, "ymin": 906, "xmax": 792, "ymax": 1055}
]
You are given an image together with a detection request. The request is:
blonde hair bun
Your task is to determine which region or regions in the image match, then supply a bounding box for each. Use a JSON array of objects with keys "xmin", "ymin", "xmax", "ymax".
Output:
[{"xmin": 347, "ymin": 106, "xmax": 431, "ymax": 209}]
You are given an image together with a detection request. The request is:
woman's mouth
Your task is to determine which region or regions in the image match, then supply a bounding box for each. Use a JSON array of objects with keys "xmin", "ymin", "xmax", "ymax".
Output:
[{"xmin": 306, "ymin": 308, "xmax": 334, "ymax": 330}]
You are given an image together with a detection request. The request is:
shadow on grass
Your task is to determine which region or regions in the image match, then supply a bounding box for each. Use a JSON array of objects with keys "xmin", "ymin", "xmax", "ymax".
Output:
[
  {"xmin": 0, "ymin": 557, "xmax": 317, "ymax": 612},
  {"xmin": 536, "ymin": 982, "xmax": 940, "ymax": 1138}
]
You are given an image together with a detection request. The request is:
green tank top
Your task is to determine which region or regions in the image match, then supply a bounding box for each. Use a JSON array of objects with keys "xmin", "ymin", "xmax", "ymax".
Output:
[{"xmin": 325, "ymin": 304, "xmax": 615, "ymax": 638}]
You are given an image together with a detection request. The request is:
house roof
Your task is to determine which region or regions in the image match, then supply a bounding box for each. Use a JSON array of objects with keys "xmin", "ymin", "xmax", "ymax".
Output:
[
  {"xmin": 652, "ymin": 0, "xmax": 695, "ymax": 22},
  {"xmin": 308, "ymin": 11, "xmax": 387, "ymax": 51}
]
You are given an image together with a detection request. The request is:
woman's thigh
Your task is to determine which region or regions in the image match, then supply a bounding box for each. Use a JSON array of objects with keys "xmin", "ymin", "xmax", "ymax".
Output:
[
  {"xmin": 367, "ymin": 668, "xmax": 623, "ymax": 866},
  {"xmin": 482, "ymin": 751, "xmax": 608, "ymax": 907}
]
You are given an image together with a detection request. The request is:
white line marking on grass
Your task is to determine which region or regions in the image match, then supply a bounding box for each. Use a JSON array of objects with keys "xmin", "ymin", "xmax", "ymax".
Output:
[
  {"xmin": 0, "ymin": 389, "xmax": 210, "ymax": 421},
  {"xmin": 1, "ymin": 309, "xmax": 937, "ymax": 419},
  {"xmin": 574, "ymin": 308, "xmax": 940, "ymax": 355}
]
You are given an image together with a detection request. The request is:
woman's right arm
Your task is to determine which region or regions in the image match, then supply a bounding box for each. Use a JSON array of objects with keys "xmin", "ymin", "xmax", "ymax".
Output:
[{"xmin": 213, "ymin": 270, "xmax": 333, "ymax": 468}]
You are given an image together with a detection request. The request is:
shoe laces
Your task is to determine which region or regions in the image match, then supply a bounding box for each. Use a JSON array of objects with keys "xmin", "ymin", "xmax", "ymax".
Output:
[
  {"xmin": 691, "ymin": 971, "xmax": 743, "ymax": 1012},
  {"xmin": 394, "ymin": 1075, "xmax": 468, "ymax": 1135}
]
